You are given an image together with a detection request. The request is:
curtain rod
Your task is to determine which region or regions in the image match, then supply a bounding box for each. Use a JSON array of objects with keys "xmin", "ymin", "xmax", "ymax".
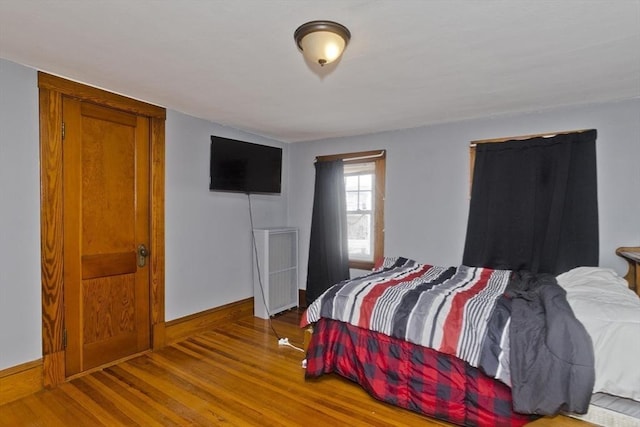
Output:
[
  {"xmin": 315, "ymin": 149, "xmax": 386, "ymax": 163},
  {"xmin": 469, "ymin": 128, "xmax": 594, "ymax": 147}
]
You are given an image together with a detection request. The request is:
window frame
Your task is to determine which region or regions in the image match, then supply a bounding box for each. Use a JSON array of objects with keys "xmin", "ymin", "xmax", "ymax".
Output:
[{"xmin": 316, "ymin": 150, "xmax": 386, "ymax": 270}]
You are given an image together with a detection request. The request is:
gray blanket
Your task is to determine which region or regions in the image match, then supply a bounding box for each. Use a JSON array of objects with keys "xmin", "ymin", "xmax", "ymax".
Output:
[{"xmin": 507, "ymin": 271, "xmax": 595, "ymax": 415}]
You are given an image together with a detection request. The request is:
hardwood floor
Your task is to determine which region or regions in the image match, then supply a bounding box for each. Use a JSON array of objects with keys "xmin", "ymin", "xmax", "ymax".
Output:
[{"xmin": 0, "ymin": 309, "xmax": 591, "ymax": 426}]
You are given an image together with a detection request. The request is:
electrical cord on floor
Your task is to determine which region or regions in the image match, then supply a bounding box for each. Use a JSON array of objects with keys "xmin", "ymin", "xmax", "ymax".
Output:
[
  {"xmin": 277, "ymin": 337, "xmax": 305, "ymax": 353},
  {"xmin": 248, "ymin": 193, "xmax": 282, "ymax": 341},
  {"xmin": 248, "ymin": 193, "xmax": 305, "ymax": 353}
]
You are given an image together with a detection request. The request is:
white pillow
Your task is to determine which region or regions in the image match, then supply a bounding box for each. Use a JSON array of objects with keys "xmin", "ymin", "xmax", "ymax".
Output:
[{"xmin": 557, "ymin": 267, "xmax": 640, "ymax": 402}]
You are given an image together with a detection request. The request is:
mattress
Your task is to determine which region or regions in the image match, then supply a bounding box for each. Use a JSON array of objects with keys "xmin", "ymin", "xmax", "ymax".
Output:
[{"xmin": 568, "ymin": 393, "xmax": 640, "ymax": 427}]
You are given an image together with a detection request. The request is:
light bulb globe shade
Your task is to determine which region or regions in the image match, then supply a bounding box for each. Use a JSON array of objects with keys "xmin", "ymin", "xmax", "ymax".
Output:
[
  {"xmin": 294, "ymin": 21, "xmax": 351, "ymax": 66},
  {"xmin": 299, "ymin": 31, "xmax": 346, "ymax": 66}
]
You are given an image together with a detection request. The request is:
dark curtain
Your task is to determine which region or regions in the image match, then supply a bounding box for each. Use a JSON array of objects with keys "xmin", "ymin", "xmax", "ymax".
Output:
[
  {"xmin": 306, "ymin": 160, "xmax": 350, "ymax": 306},
  {"xmin": 462, "ymin": 129, "xmax": 598, "ymax": 275}
]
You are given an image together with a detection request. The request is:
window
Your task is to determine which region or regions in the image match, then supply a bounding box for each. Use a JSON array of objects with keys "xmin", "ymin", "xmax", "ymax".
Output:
[
  {"xmin": 317, "ymin": 150, "xmax": 386, "ymax": 270},
  {"xmin": 345, "ymin": 162, "xmax": 374, "ymax": 262},
  {"xmin": 466, "ymin": 129, "xmax": 598, "ymax": 273}
]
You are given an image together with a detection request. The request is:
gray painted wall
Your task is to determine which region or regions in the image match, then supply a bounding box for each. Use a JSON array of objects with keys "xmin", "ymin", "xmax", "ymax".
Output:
[
  {"xmin": 289, "ymin": 99, "xmax": 640, "ymax": 289},
  {"xmin": 165, "ymin": 111, "xmax": 288, "ymax": 320},
  {"xmin": 0, "ymin": 59, "xmax": 42, "ymax": 369}
]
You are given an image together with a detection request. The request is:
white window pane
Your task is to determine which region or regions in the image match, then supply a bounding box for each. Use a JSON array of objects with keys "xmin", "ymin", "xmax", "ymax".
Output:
[
  {"xmin": 347, "ymin": 213, "xmax": 373, "ymax": 261},
  {"xmin": 346, "ymin": 192, "xmax": 358, "ymax": 211},
  {"xmin": 345, "ymin": 175, "xmax": 358, "ymax": 191},
  {"xmin": 359, "ymin": 174, "xmax": 372, "ymax": 190},
  {"xmin": 359, "ymin": 191, "xmax": 372, "ymax": 211},
  {"xmin": 347, "ymin": 214, "xmax": 369, "ymax": 239},
  {"xmin": 343, "ymin": 158, "xmax": 381, "ymax": 264}
]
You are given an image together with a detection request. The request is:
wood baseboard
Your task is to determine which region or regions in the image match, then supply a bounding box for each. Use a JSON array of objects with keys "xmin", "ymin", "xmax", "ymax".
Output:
[
  {"xmin": 152, "ymin": 321, "xmax": 166, "ymax": 350},
  {"xmin": 43, "ymin": 350, "xmax": 65, "ymax": 388},
  {"xmin": 0, "ymin": 359, "xmax": 43, "ymax": 405},
  {"xmin": 0, "ymin": 298, "xmax": 254, "ymax": 404},
  {"xmin": 298, "ymin": 289, "xmax": 307, "ymax": 308},
  {"xmin": 165, "ymin": 297, "xmax": 254, "ymax": 344}
]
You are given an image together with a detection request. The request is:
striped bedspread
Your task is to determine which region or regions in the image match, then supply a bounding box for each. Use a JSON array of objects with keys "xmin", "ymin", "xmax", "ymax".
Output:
[{"xmin": 301, "ymin": 257, "xmax": 513, "ymax": 385}]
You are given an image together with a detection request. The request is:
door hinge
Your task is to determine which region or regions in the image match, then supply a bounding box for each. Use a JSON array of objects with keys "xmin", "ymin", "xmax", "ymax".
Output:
[
  {"xmin": 61, "ymin": 122, "xmax": 65, "ymax": 140},
  {"xmin": 62, "ymin": 329, "xmax": 67, "ymax": 349}
]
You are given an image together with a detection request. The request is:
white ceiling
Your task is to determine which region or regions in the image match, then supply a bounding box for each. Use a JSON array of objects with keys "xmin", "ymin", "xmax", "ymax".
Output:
[{"xmin": 1, "ymin": 0, "xmax": 638, "ymax": 143}]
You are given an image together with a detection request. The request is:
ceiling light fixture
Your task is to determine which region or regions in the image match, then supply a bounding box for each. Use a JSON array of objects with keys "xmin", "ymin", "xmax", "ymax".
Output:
[{"xmin": 294, "ymin": 20, "xmax": 351, "ymax": 67}]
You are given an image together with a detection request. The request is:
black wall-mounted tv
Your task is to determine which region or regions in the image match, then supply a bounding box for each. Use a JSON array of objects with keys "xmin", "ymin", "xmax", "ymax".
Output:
[{"xmin": 209, "ymin": 136, "xmax": 282, "ymax": 194}]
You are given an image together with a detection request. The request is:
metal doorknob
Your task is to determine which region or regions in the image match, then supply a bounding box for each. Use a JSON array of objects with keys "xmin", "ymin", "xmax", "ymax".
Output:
[{"xmin": 137, "ymin": 244, "xmax": 149, "ymax": 267}]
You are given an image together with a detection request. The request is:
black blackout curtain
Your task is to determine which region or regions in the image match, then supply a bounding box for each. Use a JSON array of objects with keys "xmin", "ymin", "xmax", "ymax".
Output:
[
  {"xmin": 306, "ymin": 160, "xmax": 350, "ymax": 306},
  {"xmin": 462, "ymin": 129, "xmax": 599, "ymax": 275}
]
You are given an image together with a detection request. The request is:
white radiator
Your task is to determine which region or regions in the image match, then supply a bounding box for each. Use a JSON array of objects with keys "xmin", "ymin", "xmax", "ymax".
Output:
[{"xmin": 252, "ymin": 227, "xmax": 298, "ymax": 319}]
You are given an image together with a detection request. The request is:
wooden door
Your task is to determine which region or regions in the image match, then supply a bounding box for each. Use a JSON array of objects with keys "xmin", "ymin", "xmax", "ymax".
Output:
[{"xmin": 62, "ymin": 98, "xmax": 151, "ymax": 375}]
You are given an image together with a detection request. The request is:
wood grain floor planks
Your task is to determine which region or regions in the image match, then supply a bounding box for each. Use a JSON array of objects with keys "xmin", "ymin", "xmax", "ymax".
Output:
[{"xmin": 0, "ymin": 309, "xmax": 591, "ymax": 426}]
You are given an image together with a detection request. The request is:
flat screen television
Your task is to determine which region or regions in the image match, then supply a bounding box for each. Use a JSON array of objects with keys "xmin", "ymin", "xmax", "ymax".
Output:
[{"xmin": 209, "ymin": 136, "xmax": 282, "ymax": 194}]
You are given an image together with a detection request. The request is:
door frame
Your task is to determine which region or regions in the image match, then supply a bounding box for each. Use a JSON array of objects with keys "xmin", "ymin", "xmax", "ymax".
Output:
[{"xmin": 38, "ymin": 72, "xmax": 166, "ymax": 387}]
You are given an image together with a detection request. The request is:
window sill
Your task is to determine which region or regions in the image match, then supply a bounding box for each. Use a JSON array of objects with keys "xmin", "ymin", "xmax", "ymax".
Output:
[{"xmin": 349, "ymin": 260, "xmax": 374, "ymax": 271}]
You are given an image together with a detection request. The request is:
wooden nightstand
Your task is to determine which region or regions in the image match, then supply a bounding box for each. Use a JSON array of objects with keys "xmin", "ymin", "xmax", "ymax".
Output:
[{"xmin": 616, "ymin": 246, "xmax": 640, "ymax": 296}]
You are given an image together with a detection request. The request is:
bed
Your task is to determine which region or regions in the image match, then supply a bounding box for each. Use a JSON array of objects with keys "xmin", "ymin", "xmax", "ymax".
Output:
[{"xmin": 301, "ymin": 254, "xmax": 640, "ymax": 427}]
